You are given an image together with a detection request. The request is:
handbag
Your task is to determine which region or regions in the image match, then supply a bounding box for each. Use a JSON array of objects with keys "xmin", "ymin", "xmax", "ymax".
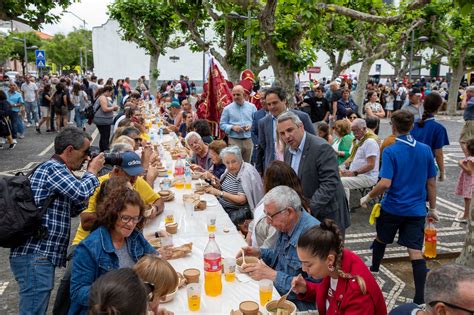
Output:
[{"xmin": 0, "ymin": 116, "xmax": 12, "ymax": 137}]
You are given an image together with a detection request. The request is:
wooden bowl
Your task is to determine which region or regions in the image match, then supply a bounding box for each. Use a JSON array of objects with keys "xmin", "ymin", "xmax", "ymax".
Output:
[
  {"xmin": 265, "ymin": 300, "xmax": 297, "ymax": 315},
  {"xmin": 236, "ymin": 256, "xmax": 259, "ymax": 273}
]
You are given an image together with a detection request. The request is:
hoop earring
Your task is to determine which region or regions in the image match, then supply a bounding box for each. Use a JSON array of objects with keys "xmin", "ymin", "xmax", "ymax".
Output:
[{"xmin": 328, "ymin": 265, "xmax": 335, "ymax": 272}]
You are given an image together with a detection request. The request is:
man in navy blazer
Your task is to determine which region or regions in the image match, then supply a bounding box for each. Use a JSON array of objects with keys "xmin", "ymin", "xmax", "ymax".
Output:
[
  {"xmin": 251, "ymin": 97, "xmax": 268, "ymax": 165},
  {"xmin": 256, "ymin": 87, "xmax": 315, "ymax": 173}
]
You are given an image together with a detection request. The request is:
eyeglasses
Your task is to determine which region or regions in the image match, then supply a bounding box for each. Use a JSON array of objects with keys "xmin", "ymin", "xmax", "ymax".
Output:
[
  {"xmin": 120, "ymin": 215, "xmax": 143, "ymax": 224},
  {"xmin": 429, "ymin": 301, "xmax": 474, "ymax": 314},
  {"xmin": 349, "ymin": 116, "xmax": 357, "ymax": 120},
  {"xmin": 134, "ymin": 137, "xmax": 142, "ymax": 143},
  {"xmin": 264, "ymin": 207, "xmax": 288, "ymax": 222}
]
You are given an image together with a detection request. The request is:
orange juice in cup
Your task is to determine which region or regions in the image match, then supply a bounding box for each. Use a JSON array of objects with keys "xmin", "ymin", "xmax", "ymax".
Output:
[
  {"xmin": 175, "ymin": 181, "xmax": 184, "ymax": 190},
  {"xmin": 259, "ymin": 279, "xmax": 273, "ymax": 306},
  {"xmin": 187, "ymin": 284, "xmax": 201, "ymax": 311}
]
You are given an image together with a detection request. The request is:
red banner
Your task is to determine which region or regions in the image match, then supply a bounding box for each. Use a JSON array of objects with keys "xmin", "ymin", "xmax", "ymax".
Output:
[{"xmin": 197, "ymin": 59, "xmax": 233, "ymax": 138}]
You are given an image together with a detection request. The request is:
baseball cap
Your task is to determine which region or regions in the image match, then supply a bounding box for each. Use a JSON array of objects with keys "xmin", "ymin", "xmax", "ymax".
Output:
[
  {"xmin": 409, "ymin": 87, "xmax": 421, "ymax": 96},
  {"xmin": 120, "ymin": 151, "xmax": 144, "ymax": 176},
  {"xmin": 168, "ymin": 101, "xmax": 181, "ymax": 109},
  {"xmin": 335, "ymin": 77, "xmax": 342, "ymax": 84}
]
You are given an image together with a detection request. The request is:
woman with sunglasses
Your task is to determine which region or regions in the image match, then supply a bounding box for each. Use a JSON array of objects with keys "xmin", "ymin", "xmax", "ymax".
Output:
[{"xmin": 69, "ymin": 185, "xmax": 156, "ymax": 315}]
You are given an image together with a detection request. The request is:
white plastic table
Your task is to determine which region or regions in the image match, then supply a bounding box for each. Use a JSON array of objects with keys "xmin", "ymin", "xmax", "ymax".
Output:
[{"xmin": 143, "ymin": 179, "xmax": 280, "ymax": 314}]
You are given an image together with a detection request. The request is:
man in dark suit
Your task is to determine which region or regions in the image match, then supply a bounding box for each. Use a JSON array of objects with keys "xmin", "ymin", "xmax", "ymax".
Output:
[
  {"xmin": 277, "ymin": 111, "xmax": 350, "ymax": 232},
  {"xmin": 256, "ymin": 87, "xmax": 315, "ymax": 174},
  {"xmin": 251, "ymin": 93, "xmax": 268, "ymax": 165}
]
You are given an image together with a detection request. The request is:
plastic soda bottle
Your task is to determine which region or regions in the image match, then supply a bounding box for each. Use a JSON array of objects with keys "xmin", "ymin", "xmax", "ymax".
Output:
[
  {"xmin": 185, "ymin": 166, "xmax": 192, "ymax": 189},
  {"xmin": 204, "ymin": 234, "xmax": 222, "ymax": 296},
  {"xmin": 174, "ymin": 159, "xmax": 184, "ymax": 177},
  {"xmin": 424, "ymin": 219, "xmax": 437, "ymax": 258}
]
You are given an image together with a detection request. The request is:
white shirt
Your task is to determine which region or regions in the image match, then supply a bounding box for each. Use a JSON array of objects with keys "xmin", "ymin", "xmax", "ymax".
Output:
[
  {"xmin": 349, "ymin": 137, "xmax": 379, "ymax": 182},
  {"xmin": 21, "ymin": 82, "xmax": 38, "ymax": 102},
  {"xmin": 326, "ymin": 278, "xmax": 339, "ymax": 310}
]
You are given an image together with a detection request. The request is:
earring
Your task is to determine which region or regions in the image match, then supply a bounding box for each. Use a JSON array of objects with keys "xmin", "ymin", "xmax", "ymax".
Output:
[{"xmin": 328, "ymin": 265, "xmax": 335, "ymax": 272}]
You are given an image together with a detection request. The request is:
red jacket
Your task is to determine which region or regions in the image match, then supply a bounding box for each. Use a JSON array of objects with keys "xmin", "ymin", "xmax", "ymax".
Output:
[{"xmin": 298, "ymin": 249, "xmax": 387, "ymax": 315}]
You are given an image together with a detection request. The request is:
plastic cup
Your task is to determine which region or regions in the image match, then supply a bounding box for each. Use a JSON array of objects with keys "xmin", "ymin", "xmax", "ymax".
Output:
[
  {"xmin": 164, "ymin": 210, "xmax": 174, "ymax": 224},
  {"xmin": 207, "ymin": 212, "xmax": 217, "ymax": 232},
  {"xmin": 224, "ymin": 258, "xmax": 236, "ymax": 282},
  {"xmin": 187, "ymin": 283, "xmax": 201, "ymax": 311},
  {"xmin": 185, "ymin": 201, "xmax": 194, "ymax": 217},
  {"xmin": 161, "ymin": 236, "xmax": 173, "ymax": 247},
  {"xmin": 259, "ymin": 279, "xmax": 273, "ymax": 306}
]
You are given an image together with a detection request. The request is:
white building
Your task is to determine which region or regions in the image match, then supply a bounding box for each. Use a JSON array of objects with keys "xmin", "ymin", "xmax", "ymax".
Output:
[{"xmin": 92, "ymin": 19, "xmax": 450, "ymax": 85}]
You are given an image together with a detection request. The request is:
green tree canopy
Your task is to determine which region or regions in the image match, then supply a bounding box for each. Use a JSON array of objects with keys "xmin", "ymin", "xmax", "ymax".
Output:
[{"xmin": 0, "ymin": 0, "xmax": 76, "ymax": 29}]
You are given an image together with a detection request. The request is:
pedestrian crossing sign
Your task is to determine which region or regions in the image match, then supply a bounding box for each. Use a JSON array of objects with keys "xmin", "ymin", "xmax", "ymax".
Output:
[
  {"xmin": 36, "ymin": 60, "xmax": 46, "ymax": 68},
  {"xmin": 35, "ymin": 50, "xmax": 45, "ymax": 60}
]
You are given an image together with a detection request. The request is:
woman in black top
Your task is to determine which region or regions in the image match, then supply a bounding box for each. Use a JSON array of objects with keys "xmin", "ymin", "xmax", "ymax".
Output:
[{"xmin": 37, "ymin": 84, "xmax": 52, "ymax": 133}]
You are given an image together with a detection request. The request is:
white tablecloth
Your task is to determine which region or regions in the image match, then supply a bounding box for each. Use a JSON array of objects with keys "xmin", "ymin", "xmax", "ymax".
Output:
[{"xmin": 143, "ymin": 178, "xmax": 280, "ymax": 314}]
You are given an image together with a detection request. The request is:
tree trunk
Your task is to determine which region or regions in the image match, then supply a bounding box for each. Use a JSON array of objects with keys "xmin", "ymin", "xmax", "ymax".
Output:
[
  {"xmin": 226, "ymin": 67, "xmax": 241, "ymax": 84},
  {"xmin": 354, "ymin": 58, "xmax": 373, "ymax": 115},
  {"xmin": 331, "ymin": 51, "xmax": 345, "ymax": 81},
  {"xmin": 456, "ymin": 203, "xmax": 474, "ymax": 268},
  {"xmin": 148, "ymin": 51, "xmax": 159, "ymax": 97},
  {"xmin": 447, "ymin": 61, "xmax": 465, "ymax": 115},
  {"xmin": 273, "ymin": 64, "xmax": 295, "ymax": 107}
]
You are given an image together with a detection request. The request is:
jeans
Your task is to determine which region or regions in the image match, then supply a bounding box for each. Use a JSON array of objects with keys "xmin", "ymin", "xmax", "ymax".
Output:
[
  {"xmin": 74, "ymin": 106, "xmax": 84, "ymax": 128},
  {"xmin": 11, "ymin": 111, "xmax": 24, "ymax": 138},
  {"xmin": 24, "ymin": 101, "xmax": 39, "ymax": 124},
  {"xmin": 10, "ymin": 254, "xmax": 56, "ymax": 315}
]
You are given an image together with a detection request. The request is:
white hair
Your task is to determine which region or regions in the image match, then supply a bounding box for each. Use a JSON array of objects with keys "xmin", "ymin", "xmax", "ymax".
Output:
[
  {"xmin": 263, "ymin": 186, "xmax": 301, "ymax": 211},
  {"xmin": 185, "ymin": 131, "xmax": 202, "ymax": 144},
  {"xmin": 220, "ymin": 145, "xmax": 243, "ymax": 162},
  {"xmin": 466, "ymin": 86, "xmax": 474, "ymax": 93},
  {"xmin": 111, "ymin": 142, "xmax": 134, "ymax": 153},
  {"xmin": 352, "ymin": 118, "xmax": 367, "ymax": 129},
  {"xmin": 277, "ymin": 111, "xmax": 303, "ymax": 126}
]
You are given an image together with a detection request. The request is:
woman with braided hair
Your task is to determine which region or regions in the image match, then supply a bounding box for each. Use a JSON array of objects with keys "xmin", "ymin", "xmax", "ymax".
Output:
[
  {"xmin": 410, "ymin": 92, "xmax": 449, "ymax": 181},
  {"xmin": 292, "ymin": 219, "xmax": 387, "ymax": 315}
]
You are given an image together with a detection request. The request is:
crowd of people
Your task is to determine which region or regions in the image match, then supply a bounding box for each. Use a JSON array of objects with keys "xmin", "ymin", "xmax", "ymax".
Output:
[{"xmin": 4, "ymin": 68, "xmax": 474, "ymax": 315}]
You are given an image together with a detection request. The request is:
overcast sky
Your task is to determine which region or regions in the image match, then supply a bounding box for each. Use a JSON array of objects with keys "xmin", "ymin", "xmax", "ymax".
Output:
[{"xmin": 41, "ymin": 0, "xmax": 113, "ymax": 35}]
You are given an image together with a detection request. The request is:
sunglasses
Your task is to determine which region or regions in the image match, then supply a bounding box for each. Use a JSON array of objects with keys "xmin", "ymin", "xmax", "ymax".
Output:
[{"xmin": 428, "ymin": 301, "xmax": 474, "ymax": 314}]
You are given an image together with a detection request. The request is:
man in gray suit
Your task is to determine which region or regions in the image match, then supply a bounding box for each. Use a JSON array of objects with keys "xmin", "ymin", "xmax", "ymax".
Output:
[
  {"xmin": 277, "ymin": 111, "xmax": 350, "ymax": 232},
  {"xmin": 256, "ymin": 87, "xmax": 315, "ymax": 173}
]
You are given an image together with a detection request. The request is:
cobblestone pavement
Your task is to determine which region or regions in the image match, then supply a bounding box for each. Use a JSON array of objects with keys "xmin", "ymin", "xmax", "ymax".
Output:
[{"xmin": 0, "ymin": 118, "xmax": 468, "ymax": 313}]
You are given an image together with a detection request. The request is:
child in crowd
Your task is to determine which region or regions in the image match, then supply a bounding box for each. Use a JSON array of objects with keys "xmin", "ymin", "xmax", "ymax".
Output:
[
  {"xmin": 455, "ymin": 137, "xmax": 474, "ymax": 223},
  {"xmin": 134, "ymin": 255, "xmax": 178, "ymax": 315}
]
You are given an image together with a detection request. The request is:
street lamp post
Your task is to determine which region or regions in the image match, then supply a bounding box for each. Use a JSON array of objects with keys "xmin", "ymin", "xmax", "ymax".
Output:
[
  {"xmin": 228, "ymin": 11, "xmax": 253, "ymax": 70},
  {"xmin": 64, "ymin": 10, "xmax": 88, "ymax": 74},
  {"xmin": 12, "ymin": 35, "xmax": 38, "ymax": 76},
  {"xmin": 408, "ymin": 32, "xmax": 429, "ymax": 82}
]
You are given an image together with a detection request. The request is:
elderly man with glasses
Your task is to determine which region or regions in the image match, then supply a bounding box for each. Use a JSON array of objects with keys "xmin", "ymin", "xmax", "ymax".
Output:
[
  {"xmin": 237, "ymin": 186, "xmax": 319, "ymax": 311},
  {"xmin": 389, "ymin": 264, "xmax": 474, "ymax": 315}
]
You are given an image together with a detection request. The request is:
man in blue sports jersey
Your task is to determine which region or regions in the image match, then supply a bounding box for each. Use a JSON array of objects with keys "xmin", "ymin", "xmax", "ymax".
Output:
[{"xmin": 360, "ymin": 110, "xmax": 438, "ymax": 306}]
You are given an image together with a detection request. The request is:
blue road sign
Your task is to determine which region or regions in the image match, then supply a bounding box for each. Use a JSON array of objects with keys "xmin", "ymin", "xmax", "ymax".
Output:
[
  {"xmin": 36, "ymin": 60, "xmax": 46, "ymax": 68},
  {"xmin": 35, "ymin": 50, "xmax": 45, "ymax": 60}
]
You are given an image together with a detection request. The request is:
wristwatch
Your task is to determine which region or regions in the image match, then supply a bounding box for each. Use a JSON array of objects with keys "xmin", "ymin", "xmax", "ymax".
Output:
[
  {"xmin": 353, "ymin": 171, "xmax": 359, "ymax": 176},
  {"xmin": 220, "ymin": 191, "xmax": 224, "ymax": 198}
]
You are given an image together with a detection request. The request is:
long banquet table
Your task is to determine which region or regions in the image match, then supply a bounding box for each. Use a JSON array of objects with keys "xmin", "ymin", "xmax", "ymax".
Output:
[{"xmin": 143, "ymin": 152, "xmax": 280, "ymax": 314}]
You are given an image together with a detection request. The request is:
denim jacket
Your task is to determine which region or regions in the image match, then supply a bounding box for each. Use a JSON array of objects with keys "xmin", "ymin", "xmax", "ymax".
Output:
[
  {"xmin": 260, "ymin": 211, "xmax": 319, "ymax": 310},
  {"xmin": 69, "ymin": 226, "xmax": 156, "ymax": 315}
]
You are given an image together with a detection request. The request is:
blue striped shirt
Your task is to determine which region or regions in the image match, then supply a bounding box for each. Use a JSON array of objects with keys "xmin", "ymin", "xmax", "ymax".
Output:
[{"xmin": 10, "ymin": 159, "xmax": 100, "ymax": 267}]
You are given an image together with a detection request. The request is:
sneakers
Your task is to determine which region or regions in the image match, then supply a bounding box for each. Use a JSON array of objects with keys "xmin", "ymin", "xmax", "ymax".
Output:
[
  {"xmin": 26, "ymin": 123, "xmax": 31, "ymax": 127},
  {"xmin": 18, "ymin": 134, "xmax": 25, "ymax": 139},
  {"xmin": 8, "ymin": 143, "xmax": 16, "ymax": 149},
  {"xmin": 36, "ymin": 127, "xmax": 41, "ymax": 134}
]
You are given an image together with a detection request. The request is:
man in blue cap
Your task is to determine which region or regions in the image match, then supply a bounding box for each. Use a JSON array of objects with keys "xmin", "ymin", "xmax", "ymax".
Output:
[{"xmin": 166, "ymin": 101, "xmax": 183, "ymax": 133}]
